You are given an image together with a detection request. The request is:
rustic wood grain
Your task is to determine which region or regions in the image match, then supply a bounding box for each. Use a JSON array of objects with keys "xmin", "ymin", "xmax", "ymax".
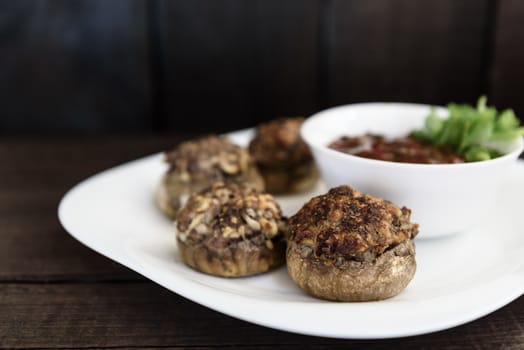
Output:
[
  {"xmin": 489, "ymin": 0, "xmax": 524, "ymax": 119},
  {"xmin": 0, "ymin": 0, "xmax": 152, "ymax": 132},
  {"xmin": 0, "ymin": 283, "xmax": 522, "ymax": 349},
  {"xmin": 0, "ymin": 135, "xmax": 190, "ymax": 281},
  {"xmin": 326, "ymin": 0, "xmax": 489, "ymax": 108},
  {"xmin": 160, "ymin": 0, "xmax": 319, "ymax": 132},
  {"xmin": 2, "ymin": 1, "xmax": 524, "ymax": 133}
]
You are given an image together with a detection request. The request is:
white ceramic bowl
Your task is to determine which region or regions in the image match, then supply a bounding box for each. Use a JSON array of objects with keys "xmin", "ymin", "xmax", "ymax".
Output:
[{"xmin": 301, "ymin": 102, "xmax": 524, "ymax": 238}]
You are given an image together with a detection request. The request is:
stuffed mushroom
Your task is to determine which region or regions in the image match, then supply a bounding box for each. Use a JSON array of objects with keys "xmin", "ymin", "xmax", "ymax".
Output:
[
  {"xmin": 286, "ymin": 185, "xmax": 419, "ymax": 301},
  {"xmin": 175, "ymin": 182, "xmax": 288, "ymax": 277},
  {"xmin": 248, "ymin": 117, "xmax": 318, "ymax": 194},
  {"xmin": 156, "ymin": 135, "xmax": 264, "ymax": 219}
]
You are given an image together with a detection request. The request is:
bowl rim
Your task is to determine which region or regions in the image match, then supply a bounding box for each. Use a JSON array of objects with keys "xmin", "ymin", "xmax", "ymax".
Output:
[{"xmin": 302, "ymin": 102, "xmax": 524, "ymax": 169}]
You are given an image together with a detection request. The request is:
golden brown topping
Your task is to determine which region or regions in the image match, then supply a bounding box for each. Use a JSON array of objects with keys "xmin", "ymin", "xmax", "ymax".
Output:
[
  {"xmin": 249, "ymin": 117, "xmax": 313, "ymax": 167},
  {"xmin": 165, "ymin": 135, "xmax": 252, "ymax": 183},
  {"xmin": 176, "ymin": 182, "xmax": 288, "ymax": 249},
  {"xmin": 289, "ymin": 185, "xmax": 418, "ymax": 262}
]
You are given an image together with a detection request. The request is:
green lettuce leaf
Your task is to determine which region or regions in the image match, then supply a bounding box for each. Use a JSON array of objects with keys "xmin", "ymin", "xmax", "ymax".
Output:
[{"xmin": 411, "ymin": 96, "xmax": 524, "ymax": 161}]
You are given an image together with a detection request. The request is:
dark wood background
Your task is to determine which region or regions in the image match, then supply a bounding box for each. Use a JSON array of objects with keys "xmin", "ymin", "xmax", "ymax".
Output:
[{"xmin": 1, "ymin": 0, "xmax": 523, "ymax": 134}]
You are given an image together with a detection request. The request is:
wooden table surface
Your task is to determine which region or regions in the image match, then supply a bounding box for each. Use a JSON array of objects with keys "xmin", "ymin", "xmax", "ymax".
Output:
[{"xmin": 1, "ymin": 135, "xmax": 523, "ymax": 349}]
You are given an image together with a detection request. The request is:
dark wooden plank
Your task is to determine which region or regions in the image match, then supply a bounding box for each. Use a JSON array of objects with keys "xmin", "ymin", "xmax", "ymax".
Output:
[
  {"xmin": 0, "ymin": 283, "xmax": 522, "ymax": 349},
  {"xmin": 489, "ymin": 0, "xmax": 524, "ymax": 121},
  {"xmin": 0, "ymin": 135, "xmax": 192, "ymax": 281},
  {"xmin": 0, "ymin": 0, "xmax": 152, "ymax": 133},
  {"xmin": 160, "ymin": 0, "xmax": 319, "ymax": 133},
  {"xmin": 246, "ymin": 1, "xmax": 320, "ymax": 124},
  {"xmin": 326, "ymin": 0, "xmax": 489, "ymax": 108}
]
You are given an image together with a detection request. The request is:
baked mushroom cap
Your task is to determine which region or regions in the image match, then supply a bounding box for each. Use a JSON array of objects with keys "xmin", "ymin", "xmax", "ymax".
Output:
[
  {"xmin": 176, "ymin": 182, "xmax": 288, "ymax": 277},
  {"xmin": 156, "ymin": 135, "xmax": 264, "ymax": 219},
  {"xmin": 248, "ymin": 117, "xmax": 318, "ymax": 194},
  {"xmin": 287, "ymin": 185, "xmax": 419, "ymax": 301}
]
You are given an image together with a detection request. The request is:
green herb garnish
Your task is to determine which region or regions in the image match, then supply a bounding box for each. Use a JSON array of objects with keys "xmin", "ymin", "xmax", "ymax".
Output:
[{"xmin": 411, "ymin": 96, "xmax": 524, "ymax": 161}]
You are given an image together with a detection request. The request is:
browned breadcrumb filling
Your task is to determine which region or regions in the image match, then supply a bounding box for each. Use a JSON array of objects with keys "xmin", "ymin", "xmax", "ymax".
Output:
[
  {"xmin": 249, "ymin": 117, "xmax": 313, "ymax": 167},
  {"xmin": 165, "ymin": 135, "xmax": 252, "ymax": 184},
  {"xmin": 289, "ymin": 185, "xmax": 418, "ymax": 262},
  {"xmin": 176, "ymin": 182, "xmax": 288, "ymax": 250}
]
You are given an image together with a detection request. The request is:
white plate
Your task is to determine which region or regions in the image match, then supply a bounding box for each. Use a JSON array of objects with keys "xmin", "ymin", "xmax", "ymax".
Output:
[{"xmin": 58, "ymin": 129, "xmax": 524, "ymax": 339}]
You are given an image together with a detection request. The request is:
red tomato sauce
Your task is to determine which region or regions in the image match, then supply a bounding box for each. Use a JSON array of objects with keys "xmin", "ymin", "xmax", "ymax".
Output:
[{"xmin": 328, "ymin": 134, "xmax": 464, "ymax": 164}]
